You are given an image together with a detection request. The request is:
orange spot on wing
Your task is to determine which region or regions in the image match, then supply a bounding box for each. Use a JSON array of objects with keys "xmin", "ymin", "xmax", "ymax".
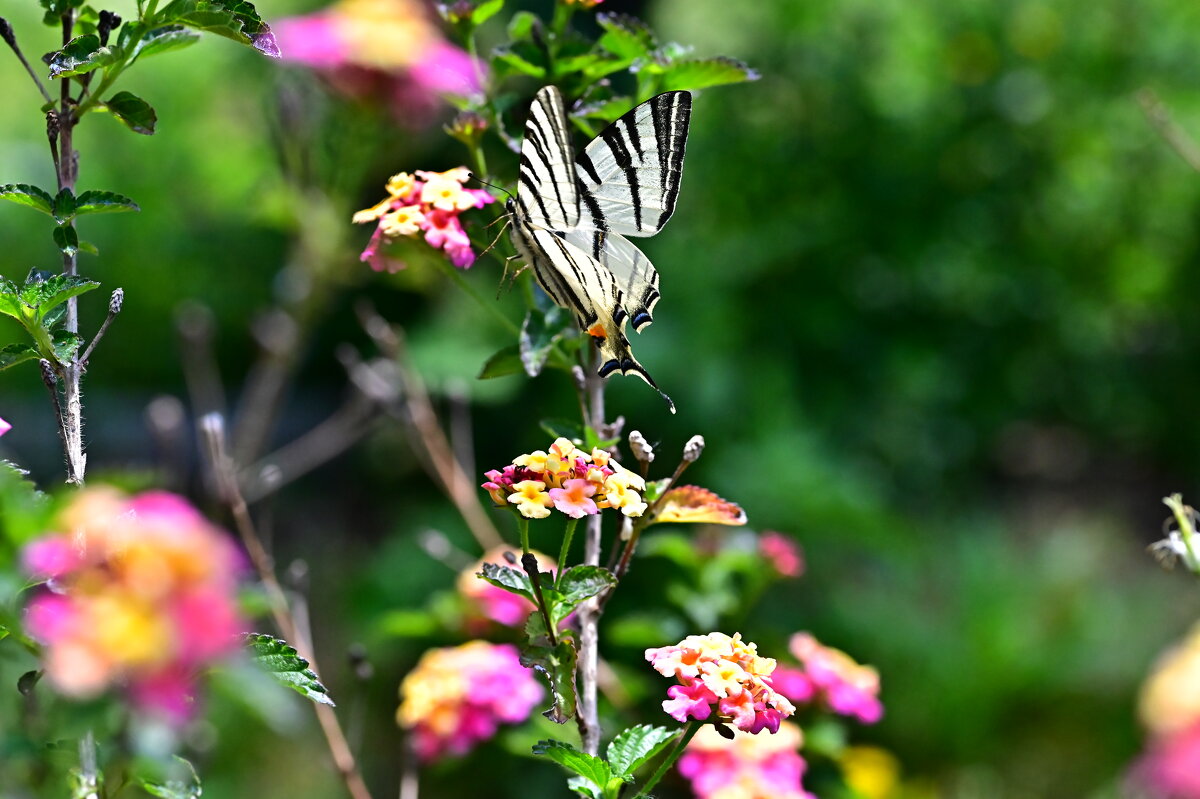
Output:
[{"xmin": 587, "ymin": 322, "xmax": 607, "ymax": 339}]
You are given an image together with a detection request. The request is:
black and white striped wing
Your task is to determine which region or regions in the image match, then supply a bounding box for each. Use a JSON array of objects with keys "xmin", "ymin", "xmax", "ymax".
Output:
[
  {"xmin": 561, "ymin": 227, "xmax": 660, "ymax": 332},
  {"xmin": 575, "ymin": 91, "xmax": 692, "ymax": 237},
  {"xmin": 517, "ymin": 86, "xmax": 580, "ymax": 229}
]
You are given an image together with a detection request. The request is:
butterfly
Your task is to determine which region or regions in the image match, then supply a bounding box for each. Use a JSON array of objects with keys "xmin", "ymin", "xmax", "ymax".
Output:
[{"xmin": 506, "ymin": 85, "xmax": 692, "ymax": 413}]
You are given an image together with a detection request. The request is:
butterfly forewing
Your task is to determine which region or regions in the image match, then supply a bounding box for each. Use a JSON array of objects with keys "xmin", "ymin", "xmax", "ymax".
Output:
[
  {"xmin": 518, "ymin": 86, "xmax": 580, "ymax": 229},
  {"xmin": 575, "ymin": 91, "xmax": 692, "ymax": 237}
]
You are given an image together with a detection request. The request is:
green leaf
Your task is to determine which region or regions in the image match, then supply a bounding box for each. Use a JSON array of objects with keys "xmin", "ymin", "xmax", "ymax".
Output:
[
  {"xmin": 521, "ymin": 636, "xmax": 578, "ymax": 724},
  {"xmin": 492, "ymin": 44, "xmax": 547, "ymax": 79},
  {"xmin": 471, "ymin": 0, "xmax": 504, "ymax": 26},
  {"xmin": 0, "ymin": 279, "xmax": 21, "ymax": 320},
  {"xmin": 480, "ymin": 561, "xmax": 534, "ymax": 602},
  {"xmin": 596, "ymin": 13, "xmax": 656, "ymax": 59},
  {"xmin": 520, "ymin": 304, "xmax": 571, "ymax": 377},
  {"xmin": 47, "ymin": 34, "xmax": 119, "ymax": 78},
  {"xmin": 657, "ymin": 56, "xmax": 760, "ymax": 92},
  {"xmin": 0, "ymin": 343, "xmax": 39, "ymax": 372},
  {"xmin": 507, "ymin": 10, "xmax": 539, "ymax": 41},
  {"xmin": 133, "ymin": 24, "xmax": 201, "ymax": 60},
  {"xmin": 105, "ymin": 91, "xmax": 157, "ymax": 135},
  {"xmin": 52, "ymin": 188, "xmax": 76, "ymax": 223},
  {"xmin": 556, "ymin": 566, "xmax": 616, "ymax": 608},
  {"xmin": 244, "ymin": 632, "xmax": 335, "ymax": 705},
  {"xmin": 74, "ymin": 190, "xmax": 140, "ymax": 216},
  {"xmin": 51, "ymin": 331, "xmax": 83, "ymax": 365},
  {"xmin": 607, "ymin": 724, "xmax": 679, "ymax": 779},
  {"xmin": 532, "ymin": 740, "xmax": 618, "ymax": 791},
  {"xmin": 178, "ymin": 0, "xmax": 281, "ymax": 57},
  {"xmin": 77, "ymin": 240, "xmax": 100, "ymax": 256},
  {"xmin": 567, "ymin": 776, "xmax": 604, "ymax": 799},
  {"xmin": 478, "ymin": 344, "xmax": 524, "ymax": 379},
  {"xmin": 139, "ymin": 756, "xmax": 202, "ymax": 799},
  {"xmin": 0, "ymin": 461, "xmax": 52, "ymax": 546},
  {"xmin": 52, "ymin": 225, "xmax": 79, "ymax": 257},
  {"xmin": 0, "ymin": 185, "xmax": 55, "ymax": 216}
]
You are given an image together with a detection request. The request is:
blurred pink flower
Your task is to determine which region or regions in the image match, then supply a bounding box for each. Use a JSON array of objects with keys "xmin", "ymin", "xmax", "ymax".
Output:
[
  {"xmin": 21, "ymin": 488, "xmax": 245, "ymax": 724},
  {"xmin": 678, "ymin": 721, "xmax": 814, "ymax": 799},
  {"xmin": 274, "ymin": 0, "xmax": 482, "ymax": 124},
  {"xmin": 1135, "ymin": 722, "xmax": 1200, "ymax": 798},
  {"xmin": 772, "ymin": 633, "xmax": 882, "ymax": 724},
  {"xmin": 758, "ymin": 531, "xmax": 803, "ymax": 578},
  {"xmin": 353, "ymin": 169, "xmax": 494, "ymax": 271},
  {"xmin": 458, "ymin": 546, "xmax": 557, "ymax": 628},
  {"xmin": 397, "ymin": 641, "xmax": 543, "ymax": 761},
  {"xmin": 0, "ymin": 417, "xmax": 10, "ymax": 437},
  {"xmin": 646, "ymin": 632, "xmax": 795, "ymax": 735}
]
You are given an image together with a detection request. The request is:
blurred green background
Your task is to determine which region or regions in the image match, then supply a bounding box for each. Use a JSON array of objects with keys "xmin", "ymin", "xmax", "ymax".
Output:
[{"xmin": 3, "ymin": 0, "xmax": 1200, "ymax": 796}]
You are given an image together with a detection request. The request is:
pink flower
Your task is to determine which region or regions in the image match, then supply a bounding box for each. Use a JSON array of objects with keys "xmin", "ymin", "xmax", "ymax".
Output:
[
  {"xmin": 275, "ymin": 0, "xmax": 482, "ymax": 125},
  {"xmin": 458, "ymin": 546, "xmax": 557, "ymax": 628},
  {"xmin": 398, "ymin": 641, "xmax": 543, "ymax": 762},
  {"xmin": 678, "ymin": 722, "xmax": 814, "ymax": 799},
  {"xmin": 1134, "ymin": 722, "xmax": 1200, "ymax": 798},
  {"xmin": 0, "ymin": 417, "xmax": 10, "ymax": 437},
  {"xmin": 548, "ymin": 478, "xmax": 599, "ymax": 519},
  {"xmin": 776, "ymin": 633, "xmax": 883, "ymax": 724},
  {"xmin": 20, "ymin": 487, "xmax": 246, "ymax": 723},
  {"xmin": 759, "ymin": 531, "xmax": 803, "ymax": 578},
  {"xmin": 646, "ymin": 632, "xmax": 795, "ymax": 735}
]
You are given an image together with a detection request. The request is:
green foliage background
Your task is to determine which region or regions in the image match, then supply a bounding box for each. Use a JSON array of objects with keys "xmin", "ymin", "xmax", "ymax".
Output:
[{"xmin": 3, "ymin": 0, "xmax": 1200, "ymax": 796}]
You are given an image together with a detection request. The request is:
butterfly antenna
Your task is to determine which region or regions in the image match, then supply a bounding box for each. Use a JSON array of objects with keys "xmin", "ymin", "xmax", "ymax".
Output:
[{"xmin": 467, "ymin": 172, "xmax": 515, "ymax": 202}]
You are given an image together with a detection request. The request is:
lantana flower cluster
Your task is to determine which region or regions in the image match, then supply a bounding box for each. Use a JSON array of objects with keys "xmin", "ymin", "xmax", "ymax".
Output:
[
  {"xmin": 1134, "ymin": 623, "xmax": 1200, "ymax": 798},
  {"xmin": 0, "ymin": 417, "xmax": 10, "ymax": 437},
  {"xmin": 645, "ymin": 632, "xmax": 796, "ymax": 734},
  {"xmin": 458, "ymin": 546, "xmax": 557, "ymax": 628},
  {"xmin": 770, "ymin": 632, "xmax": 883, "ymax": 724},
  {"xmin": 678, "ymin": 722, "xmax": 814, "ymax": 799},
  {"xmin": 482, "ymin": 437, "xmax": 647, "ymax": 520},
  {"xmin": 353, "ymin": 167, "xmax": 494, "ymax": 272},
  {"xmin": 22, "ymin": 489, "xmax": 245, "ymax": 723},
  {"xmin": 397, "ymin": 641, "xmax": 543, "ymax": 762}
]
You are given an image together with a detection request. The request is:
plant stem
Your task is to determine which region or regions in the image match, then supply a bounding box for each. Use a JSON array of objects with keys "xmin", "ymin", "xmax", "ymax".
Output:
[
  {"xmin": 522, "ymin": 551, "xmax": 557, "ymax": 647},
  {"xmin": 555, "ymin": 517, "xmax": 578, "ymax": 588},
  {"xmin": 431, "ymin": 254, "xmax": 520, "ymax": 335},
  {"xmin": 577, "ymin": 346, "xmax": 605, "ymax": 755},
  {"xmin": 517, "ymin": 515, "xmax": 531, "ymax": 554},
  {"xmin": 635, "ymin": 722, "xmax": 700, "ymax": 798},
  {"xmin": 0, "ymin": 19, "xmax": 54, "ymax": 104}
]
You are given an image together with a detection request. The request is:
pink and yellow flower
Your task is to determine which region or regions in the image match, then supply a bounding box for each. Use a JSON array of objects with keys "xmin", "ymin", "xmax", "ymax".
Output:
[
  {"xmin": 678, "ymin": 721, "xmax": 814, "ymax": 799},
  {"xmin": 770, "ymin": 632, "xmax": 882, "ymax": 724},
  {"xmin": 758, "ymin": 531, "xmax": 803, "ymax": 578},
  {"xmin": 274, "ymin": 0, "xmax": 482, "ymax": 124},
  {"xmin": 646, "ymin": 632, "xmax": 796, "ymax": 734},
  {"xmin": 397, "ymin": 641, "xmax": 543, "ymax": 762},
  {"xmin": 1132, "ymin": 624, "xmax": 1200, "ymax": 797},
  {"xmin": 458, "ymin": 547, "xmax": 558, "ymax": 628},
  {"xmin": 21, "ymin": 488, "xmax": 245, "ymax": 723},
  {"xmin": 354, "ymin": 168, "xmax": 494, "ymax": 272},
  {"xmin": 482, "ymin": 438, "xmax": 647, "ymax": 520}
]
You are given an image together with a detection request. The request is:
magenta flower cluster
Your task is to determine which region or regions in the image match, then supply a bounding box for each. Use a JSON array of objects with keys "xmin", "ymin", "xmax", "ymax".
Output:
[{"xmin": 769, "ymin": 632, "xmax": 883, "ymax": 724}]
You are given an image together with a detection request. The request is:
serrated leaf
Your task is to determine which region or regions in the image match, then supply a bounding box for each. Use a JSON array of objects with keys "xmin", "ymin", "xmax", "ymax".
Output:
[
  {"xmin": 47, "ymin": 34, "xmax": 119, "ymax": 78},
  {"xmin": 52, "ymin": 225, "xmax": 79, "ymax": 256},
  {"xmin": 607, "ymin": 724, "xmax": 679, "ymax": 779},
  {"xmin": 657, "ymin": 56, "xmax": 760, "ymax": 92},
  {"xmin": 74, "ymin": 190, "xmax": 140, "ymax": 216},
  {"xmin": 567, "ymin": 776, "xmax": 604, "ymax": 799},
  {"xmin": 244, "ymin": 633, "xmax": 335, "ymax": 705},
  {"xmin": 521, "ymin": 638, "xmax": 578, "ymax": 724},
  {"xmin": 0, "ymin": 343, "xmax": 39, "ymax": 372},
  {"xmin": 179, "ymin": 0, "xmax": 280, "ymax": 57},
  {"xmin": 52, "ymin": 188, "xmax": 76, "ymax": 223},
  {"xmin": 480, "ymin": 561, "xmax": 534, "ymax": 602},
  {"xmin": 533, "ymin": 739, "xmax": 616, "ymax": 789},
  {"xmin": 556, "ymin": 566, "xmax": 616, "ymax": 607},
  {"xmin": 133, "ymin": 24, "xmax": 201, "ymax": 60},
  {"xmin": 106, "ymin": 91, "xmax": 157, "ymax": 135},
  {"xmin": 0, "ymin": 279, "xmax": 21, "ymax": 320},
  {"xmin": 51, "ymin": 331, "xmax": 82, "ymax": 365},
  {"xmin": 0, "ymin": 185, "xmax": 55, "ymax": 216},
  {"xmin": 139, "ymin": 755, "xmax": 201, "ymax": 799},
  {"xmin": 596, "ymin": 12, "xmax": 656, "ymax": 58},
  {"xmin": 478, "ymin": 344, "xmax": 524, "ymax": 379},
  {"xmin": 471, "ymin": 0, "xmax": 503, "ymax": 25}
]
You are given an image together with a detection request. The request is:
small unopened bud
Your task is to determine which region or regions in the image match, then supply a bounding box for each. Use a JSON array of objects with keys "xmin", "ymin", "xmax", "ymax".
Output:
[
  {"xmin": 97, "ymin": 11, "xmax": 121, "ymax": 45},
  {"xmin": 683, "ymin": 435, "xmax": 705, "ymax": 463},
  {"xmin": 39, "ymin": 358, "xmax": 57, "ymax": 385},
  {"xmin": 108, "ymin": 287, "xmax": 124, "ymax": 315},
  {"xmin": 629, "ymin": 430, "xmax": 654, "ymax": 464},
  {"xmin": 0, "ymin": 17, "xmax": 16, "ymax": 49},
  {"xmin": 446, "ymin": 111, "xmax": 488, "ymax": 144}
]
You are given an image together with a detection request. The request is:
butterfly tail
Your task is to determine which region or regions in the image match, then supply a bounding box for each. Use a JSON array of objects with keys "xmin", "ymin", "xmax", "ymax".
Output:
[{"xmin": 594, "ymin": 333, "xmax": 676, "ymax": 414}]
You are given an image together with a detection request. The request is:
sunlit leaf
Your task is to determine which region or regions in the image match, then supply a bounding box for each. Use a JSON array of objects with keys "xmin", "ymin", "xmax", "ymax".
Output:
[
  {"xmin": 656, "ymin": 57, "xmax": 760, "ymax": 92},
  {"xmin": 607, "ymin": 724, "xmax": 679, "ymax": 779},
  {"xmin": 532, "ymin": 739, "xmax": 620, "ymax": 792},
  {"xmin": 0, "ymin": 185, "xmax": 55, "ymax": 216},
  {"xmin": 244, "ymin": 633, "xmax": 335, "ymax": 706},
  {"xmin": 74, "ymin": 190, "xmax": 140, "ymax": 216},
  {"xmin": 653, "ymin": 485, "xmax": 747, "ymax": 525},
  {"xmin": 133, "ymin": 24, "xmax": 201, "ymax": 60},
  {"xmin": 46, "ymin": 33, "xmax": 119, "ymax": 78}
]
